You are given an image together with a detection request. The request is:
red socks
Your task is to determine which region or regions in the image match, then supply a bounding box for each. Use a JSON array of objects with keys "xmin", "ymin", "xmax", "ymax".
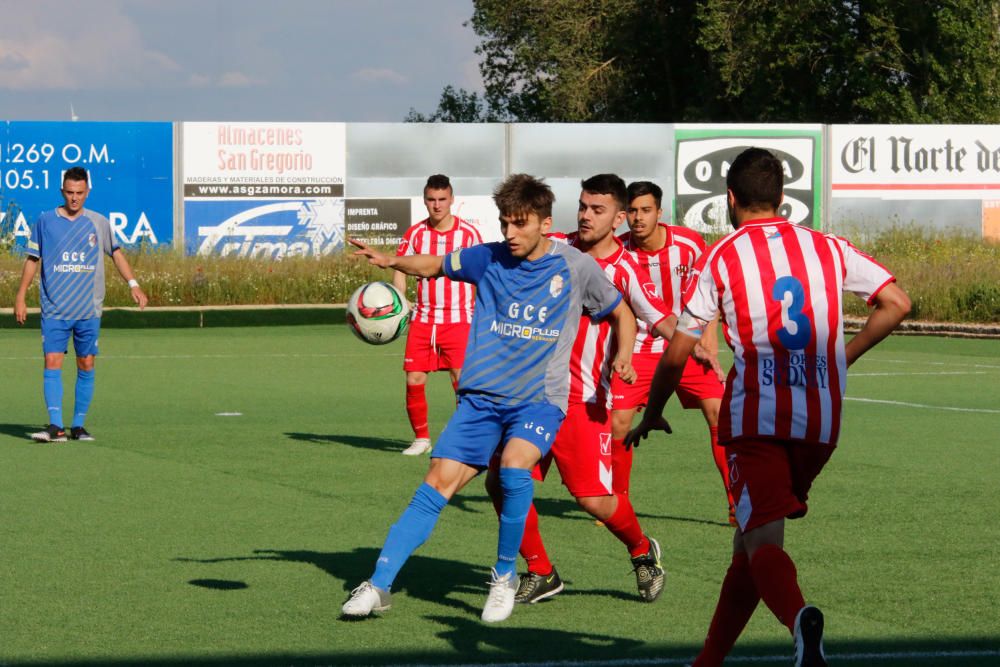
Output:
[
  {"xmin": 694, "ymin": 545, "xmax": 805, "ymax": 665},
  {"xmin": 603, "ymin": 493, "xmax": 648, "ymax": 557},
  {"xmin": 611, "ymin": 437, "xmax": 632, "ymax": 495},
  {"xmin": 709, "ymin": 425, "xmax": 735, "ymax": 510},
  {"xmin": 749, "ymin": 544, "xmax": 805, "ymax": 633},
  {"xmin": 405, "ymin": 384, "xmax": 430, "ymax": 439},
  {"xmin": 518, "ymin": 503, "xmax": 553, "ymax": 575},
  {"xmin": 692, "ymin": 552, "xmax": 760, "ymax": 666}
]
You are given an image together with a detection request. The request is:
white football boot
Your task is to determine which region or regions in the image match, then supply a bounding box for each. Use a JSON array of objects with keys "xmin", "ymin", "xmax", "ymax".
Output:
[
  {"xmin": 402, "ymin": 438, "xmax": 432, "ymax": 456},
  {"xmin": 481, "ymin": 568, "xmax": 519, "ymax": 623},
  {"xmin": 341, "ymin": 581, "xmax": 392, "ymax": 617}
]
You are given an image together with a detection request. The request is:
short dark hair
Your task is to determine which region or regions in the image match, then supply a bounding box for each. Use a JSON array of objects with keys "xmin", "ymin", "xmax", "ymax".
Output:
[
  {"xmin": 63, "ymin": 166, "xmax": 89, "ymax": 185},
  {"xmin": 580, "ymin": 173, "xmax": 627, "ymax": 211},
  {"xmin": 493, "ymin": 173, "xmax": 554, "ymax": 220},
  {"xmin": 726, "ymin": 148, "xmax": 783, "ymax": 210},
  {"xmin": 626, "ymin": 181, "xmax": 663, "ymax": 209},
  {"xmin": 424, "ymin": 174, "xmax": 452, "ymax": 194}
]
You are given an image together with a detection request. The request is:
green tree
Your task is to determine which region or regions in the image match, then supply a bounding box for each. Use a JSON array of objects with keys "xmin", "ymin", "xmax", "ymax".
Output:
[
  {"xmin": 405, "ymin": 85, "xmax": 493, "ymax": 122},
  {"xmin": 412, "ymin": 0, "xmax": 1000, "ymax": 123}
]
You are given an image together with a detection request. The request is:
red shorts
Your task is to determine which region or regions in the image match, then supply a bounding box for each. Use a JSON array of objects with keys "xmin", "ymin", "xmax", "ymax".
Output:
[
  {"xmin": 726, "ymin": 438, "xmax": 835, "ymax": 533},
  {"xmin": 611, "ymin": 350, "xmax": 724, "ymax": 411},
  {"xmin": 403, "ymin": 320, "xmax": 470, "ymax": 372},
  {"xmin": 534, "ymin": 402, "xmax": 614, "ymax": 497}
]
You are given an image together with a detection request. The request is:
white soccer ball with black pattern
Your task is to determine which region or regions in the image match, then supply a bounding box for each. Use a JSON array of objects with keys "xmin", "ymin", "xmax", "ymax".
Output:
[{"xmin": 345, "ymin": 281, "xmax": 410, "ymax": 345}]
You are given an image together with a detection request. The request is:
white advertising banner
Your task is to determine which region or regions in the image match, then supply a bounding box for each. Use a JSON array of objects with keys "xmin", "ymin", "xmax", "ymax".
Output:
[
  {"xmin": 182, "ymin": 122, "xmax": 347, "ymax": 257},
  {"xmin": 831, "ymin": 125, "xmax": 1000, "ymax": 199},
  {"xmin": 183, "ymin": 122, "xmax": 345, "ymax": 197},
  {"xmin": 409, "ymin": 195, "xmax": 503, "ymax": 243}
]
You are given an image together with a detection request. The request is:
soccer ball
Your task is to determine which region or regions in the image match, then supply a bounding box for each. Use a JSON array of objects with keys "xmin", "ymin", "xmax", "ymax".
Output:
[{"xmin": 345, "ymin": 281, "xmax": 410, "ymax": 345}]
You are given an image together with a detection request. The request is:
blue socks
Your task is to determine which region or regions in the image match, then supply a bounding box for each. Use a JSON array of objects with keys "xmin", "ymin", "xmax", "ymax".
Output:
[
  {"xmin": 72, "ymin": 369, "xmax": 95, "ymax": 429},
  {"xmin": 43, "ymin": 369, "xmax": 63, "ymax": 427},
  {"xmin": 371, "ymin": 482, "xmax": 448, "ymax": 591},
  {"xmin": 496, "ymin": 467, "xmax": 534, "ymax": 578}
]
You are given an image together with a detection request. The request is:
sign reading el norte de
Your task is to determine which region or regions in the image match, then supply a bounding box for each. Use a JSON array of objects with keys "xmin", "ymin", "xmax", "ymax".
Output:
[
  {"xmin": 674, "ymin": 125, "xmax": 823, "ymax": 234},
  {"xmin": 183, "ymin": 122, "xmax": 346, "ymax": 257},
  {"xmin": 831, "ymin": 125, "xmax": 1000, "ymax": 199},
  {"xmin": 1, "ymin": 121, "xmax": 173, "ymax": 248}
]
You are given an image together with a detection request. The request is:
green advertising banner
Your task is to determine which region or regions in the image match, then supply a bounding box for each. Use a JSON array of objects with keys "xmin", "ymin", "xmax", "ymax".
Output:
[{"xmin": 674, "ymin": 125, "xmax": 823, "ymax": 233}]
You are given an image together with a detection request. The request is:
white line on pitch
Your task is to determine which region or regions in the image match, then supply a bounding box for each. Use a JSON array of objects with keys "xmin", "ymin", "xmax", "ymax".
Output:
[
  {"xmin": 845, "ymin": 396, "xmax": 1000, "ymax": 414},
  {"xmin": 851, "ymin": 371, "xmax": 987, "ymax": 376},
  {"xmin": 866, "ymin": 358, "xmax": 1000, "ymax": 370}
]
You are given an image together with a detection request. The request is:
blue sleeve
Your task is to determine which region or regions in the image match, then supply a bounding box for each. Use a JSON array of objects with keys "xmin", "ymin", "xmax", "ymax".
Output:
[
  {"xmin": 442, "ymin": 242, "xmax": 495, "ymax": 285},
  {"xmin": 26, "ymin": 216, "xmax": 41, "ymax": 258},
  {"xmin": 590, "ymin": 292, "xmax": 622, "ymax": 321}
]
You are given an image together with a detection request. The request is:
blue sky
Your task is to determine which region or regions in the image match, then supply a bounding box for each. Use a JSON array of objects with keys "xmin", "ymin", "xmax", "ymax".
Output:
[{"xmin": 0, "ymin": 0, "xmax": 482, "ymax": 122}]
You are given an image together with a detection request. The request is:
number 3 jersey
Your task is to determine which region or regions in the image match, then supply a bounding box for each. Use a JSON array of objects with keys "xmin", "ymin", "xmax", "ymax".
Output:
[
  {"xmin": 682, "ymin": 217, "xmax": 895, "ymax": 446},
  {"xmin": 26, "ymin": 208, "xmax": 119, "ymax": 320},
  {"xmin": 443, "ymin": 241, "xmax": 622, "ymax": 413}
]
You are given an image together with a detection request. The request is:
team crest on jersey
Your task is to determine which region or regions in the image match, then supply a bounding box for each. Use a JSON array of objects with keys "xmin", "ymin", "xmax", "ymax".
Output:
[
  {"xmin": 549, "ymin": 275, "xmax": 564, "ymax": 298},
  {"xmin": 675, "ymin": 264, "xmax": 691, "ymax": 277},
  {"xmin": 87, "ymin": 233, "xmax": 97, "ymax": 248},
  {"xmin": 599, "ymin": 432, "xmax": 612, "ymax": 456}
]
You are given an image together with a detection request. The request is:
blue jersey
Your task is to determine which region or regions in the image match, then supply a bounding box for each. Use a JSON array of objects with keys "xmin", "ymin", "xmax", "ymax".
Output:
[
  {"xmin": 443, "ymin": 241, "xmax": 622, "ymax": 412},
  {"xmin": 26, "ymin": 208, "xmax": 119, "ymax": 320}
]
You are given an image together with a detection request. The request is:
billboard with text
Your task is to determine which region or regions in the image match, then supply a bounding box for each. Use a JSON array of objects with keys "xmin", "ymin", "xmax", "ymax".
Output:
[
  {"xmin": 674, "ymin": 125, "xmax": 823, "ymax": 234},
  {"xmin": 1, "ymin": 121, "xmax": 173, "ymax": 248},
  {"xmin": 183, "ymin": 122, "xmax": 346, "ymax": 256},
  {"xmin": 831, "ymin": 125, "xmax": 1000, "ymax": 199}
]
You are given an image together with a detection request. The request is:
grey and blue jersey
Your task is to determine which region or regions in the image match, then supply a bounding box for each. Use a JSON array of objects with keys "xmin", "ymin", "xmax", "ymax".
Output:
[
  {"xmin": 443, "ymin": 241, "xmax": 621, "ymax": 412},
  {"xmin": 26, "ymin": 208, "xmax": 119, "ymax": 320}
]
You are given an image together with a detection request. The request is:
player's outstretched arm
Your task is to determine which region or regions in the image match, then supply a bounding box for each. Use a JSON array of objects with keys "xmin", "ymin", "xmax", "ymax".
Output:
[
  {"xmin": 349, "ymin": 238, "xmax": 444, "ymax": 278},
  {"xmin": 111, "ymin": 249, "xmax": 148, "ymax": 310},
  {"xmin": 13, "ymin": 257, "xmax": 39, "ymax": 325},
  {"xmin": 845, "ymin": 282, "xmax": 911, "ymax": 367},
  {"xmin": 624, "ymin": 320, "xmax": 700, "ymax": 449},
  {"xmin": 608, "ymin": 300, "xmax": 637, "ymax": 385}
]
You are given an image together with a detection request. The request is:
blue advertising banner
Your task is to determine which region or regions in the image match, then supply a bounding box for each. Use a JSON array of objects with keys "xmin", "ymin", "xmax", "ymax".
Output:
[
  {"xmin": 185, "ymin": 199, "xmax": 345, "ymax": 258},
  {"xmin": 1, "ymin": 121, "xmax": 173, "ymax": 248}
]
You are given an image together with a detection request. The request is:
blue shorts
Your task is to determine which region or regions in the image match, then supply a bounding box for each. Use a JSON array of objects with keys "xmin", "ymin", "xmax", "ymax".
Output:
[
  {"xmin": 431, "ymin": 393, "xmax": 565, "ymax": 468},
  {"xmin": 41, "ymin": 317, "xmax": 101, "ymax": 357}
]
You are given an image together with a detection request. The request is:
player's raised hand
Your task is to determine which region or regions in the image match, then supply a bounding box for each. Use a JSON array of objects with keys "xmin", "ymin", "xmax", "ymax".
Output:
[
  {"xmin": 349, "ymin": 238, "xmax": 392, "ymax": 269},
  {"xmin": 624, "ymin": 412, "xmax": 672, "ymax": 450}
]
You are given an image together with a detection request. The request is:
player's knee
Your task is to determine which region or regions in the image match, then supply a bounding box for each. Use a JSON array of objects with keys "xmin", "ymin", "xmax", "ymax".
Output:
[
  {"xmin": 611, "ymin": 409, "xmax": 634, "ymax": 438},
  {"xmin": 701, "ymin": 400, "xmax": 721, "ymax": 425},
  {"xmin": 405, "ymin": 372, "xmax": 428, "ymax": 386},
  {"xmin": 576, "ymin": 494, "xmax": 614, "ymax": 518},
  {"xmin": 77, "ymin": 356, "xmax": 95, "ymax": 371}
]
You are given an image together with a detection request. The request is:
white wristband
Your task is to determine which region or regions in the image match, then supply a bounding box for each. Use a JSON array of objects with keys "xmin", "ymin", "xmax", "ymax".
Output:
[{"xmin": 128, "ymin": 279, "xmax": 140, "ymax": 289}]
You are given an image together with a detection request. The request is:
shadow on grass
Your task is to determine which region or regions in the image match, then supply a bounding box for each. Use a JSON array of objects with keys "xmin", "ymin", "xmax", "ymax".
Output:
[
  {"xmin": 175, "ymin": 547, "xmax": 486, "ymax": 615},
  {"xmin": 8, "ymin": 638, "xmax": 1000, "ymax": 666},
  {"xmin": 0, "ymin": 422, "xmax": 38, "ymax": 441},
  {"xmin": 284, "ymin": 431, "xmax": 410, "ymax": 453}
]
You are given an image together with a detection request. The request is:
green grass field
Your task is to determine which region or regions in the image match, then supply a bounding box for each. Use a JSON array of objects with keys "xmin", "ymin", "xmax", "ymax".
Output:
[{"xmin": 1, "ymin": 325, "xmax": 998, "ymax": 666}]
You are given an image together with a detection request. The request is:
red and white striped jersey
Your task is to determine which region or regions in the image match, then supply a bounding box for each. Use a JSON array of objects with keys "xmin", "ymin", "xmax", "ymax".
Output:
[
  {"xmin": 682, "ymin": 217, "xmax": 895, "ymax": 446},
  {"xmin": 620, "ymin": 224, "xmax": 706, "ymax": 354},
  {"xmin": 396, "ymin": 217, "xmax": 482, "ymax": 325},
  {"xmin": 552, "ymin": 232, "xmax": 672, "ymax": 407}
]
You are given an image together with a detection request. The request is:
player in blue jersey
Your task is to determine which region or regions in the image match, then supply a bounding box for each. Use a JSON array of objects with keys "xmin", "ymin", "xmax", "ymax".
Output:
[
  {"xmin": 343, "ymin": 173, "xmax": 637, "ymax": 623},
  {"xmin": 13, "ymin": 167, "xmax": 148, "ymax": 443}
]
